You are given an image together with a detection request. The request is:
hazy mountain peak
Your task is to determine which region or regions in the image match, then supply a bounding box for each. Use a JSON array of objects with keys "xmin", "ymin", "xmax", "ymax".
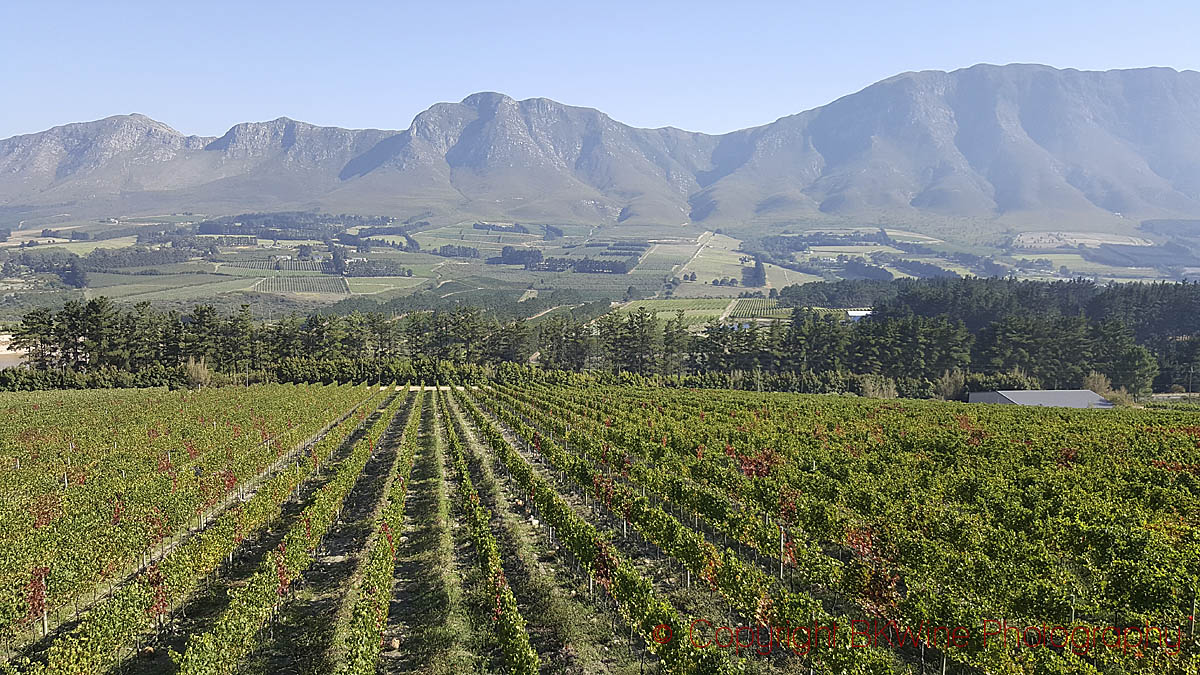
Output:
[
  {"xmin": 0, "ymin": 113, "xmax": 210, "ymax": 191},
  {"xmin": 14, "ymin": 113, "xmax": 194, "ymax": 144},
  {"xmin": 4, "ymin": 65, "xmax": 1200, "ymax": 229},
  {"xmin": 200, "ymin": 117, "xmax": 396, "ymax": 168},
  {"xmin": 460, "ymin": 91, "xmax": 516, "ymax": 108}
]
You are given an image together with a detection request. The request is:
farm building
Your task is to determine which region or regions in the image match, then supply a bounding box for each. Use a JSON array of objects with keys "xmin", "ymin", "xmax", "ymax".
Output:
[{"xmin": 968, "ymin": 390, "xmax": 1113, "ymax": 409}]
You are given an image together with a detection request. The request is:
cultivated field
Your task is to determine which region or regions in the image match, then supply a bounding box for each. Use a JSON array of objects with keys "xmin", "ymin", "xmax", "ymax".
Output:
[
  {"xmin": 613, "ymin": 298, "xmax": 732, "ymax": 327},
  {"xmin": 25, "ymin": 237, "xmax": 142, "ymax": 256},
  {"xmin": 254, "ymin": 276, "xmax": 352, "ymax": 295},
  {"xmin": 1013, "ymin": 231, "xmax": 1156, "ymax": 249},
  {"xmin": 344, "ymin": 277, "xmax": 429, "ymax": 295},
  {"xmin": 677, "ymin": 233, "xmax": 750, "ymax": 282},
  {"xmin": 728, "ymin": 298, "xmax": 793, "ymax": 320},
  {"xmin": 409, "ymin": 224, "xmax": 543, "ymax": 254},
  {"xmin": 2, "ymin": 384, "xmax": 1195, "ymax": 673},
  {"xmin": 84, "ymin": 274, "xmax": 262, "ymax": 301},
  {"xmin": 1, "ymin": 213, "xmax": 1185, "ymax": 322}
]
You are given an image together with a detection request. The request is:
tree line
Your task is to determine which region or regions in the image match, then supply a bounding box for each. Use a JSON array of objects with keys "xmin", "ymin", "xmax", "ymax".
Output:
[
  {"xmin": 815, "ymin": 277, "xmax": 1199, "ymax": 390},
  {"xmin": 1, "ymin": 244, "xmax": 205, "ymax": 288},
  {"xmin": 537, "ymin": 307, "xmax": 1157, "ymax": 396},
  {"xmin": 3, "ymin": 281, "xmax": 1174, "ymax": 397}
]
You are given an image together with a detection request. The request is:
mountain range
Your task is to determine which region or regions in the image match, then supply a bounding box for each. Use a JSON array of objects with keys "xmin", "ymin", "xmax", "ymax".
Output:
[{"xmin": 4, "ymin": 63, "xmax": 1200, "ymax": 235}]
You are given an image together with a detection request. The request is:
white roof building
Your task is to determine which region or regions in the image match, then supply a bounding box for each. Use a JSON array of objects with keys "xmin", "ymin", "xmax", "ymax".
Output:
[{"xmin": 968, "ymin": 390, "xmax": 1113, "ymax": 409}]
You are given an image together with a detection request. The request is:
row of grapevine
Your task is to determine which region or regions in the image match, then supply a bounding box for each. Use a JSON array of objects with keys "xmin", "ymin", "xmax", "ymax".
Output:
[
  {"xmin": 496, "ymin": 383, "xmax": 1041, "ymax": 672},
  {"xmin": 504, "ymin": 385, "xmax": 1109, "ymax": 672},
  {"xmin": 0, "ymin": 384, "xmax": 370, "ymax": 645},
  {"xmin": 333, "ymin": 392, "xmax": 421, "ymax": 673},
  {"xmin": 254, "ymin": 276, "xmax": 350, "ymax": 294},
  {"xmin": 437, "ymin": 390, "xmax": 539, "ymax": 673},
  {"xmin": 172, "ymin": 393, "xmax": 409, "ymax": 674},
  {"xmin": 496, "ymin": 382, "xmax": 838, "ymax": 589},
  {"xmin": 4, "ymin": 379, "xmax": 1195, "ymax": 673},
  {"xmin": 621, "ymin": 384, "xmax": 1199, "ymax": 672},
  {"xmin": 500, "ymin": 383, "xmax": 1199, "ymax": 673},
  {"xmin": 472, "ymin": 386, "xmax": 907, "ymax": 673},
  {"xmin": 729, "ymin": 298, "xmax": 792, "ymax": 319},
  {"xmin": 5, "ymin": 387, "xmax": 383, "ymax": 674},
  {"xmin": 221, "ymin": 260, "xmax": 330, "ymax": 272},
  {"xmin": 451, "ymin": 387, "xmax": 734, "ymax": 674}
]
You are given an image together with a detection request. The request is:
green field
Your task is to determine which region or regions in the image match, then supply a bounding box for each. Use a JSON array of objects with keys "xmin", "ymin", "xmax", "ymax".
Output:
[
  {"xmin": 254, "ymin": 276, "xmax": 351, "ymax": 295},
  {"xmin": 678, "ymin": 233, "xmax": 749, "ymax": 281},
  {"xmin": 4, "ymin": 208, "xmax": 1184, "ymax": 323},
  {"xmin": 612, "ymin": 297, "xmax": 731, "ymax": 326},
  {"xmin": 1035, "ymin": 253, "xmax": 1164, "ymax": 279},
  {"xmin": 345, "ymin": 276, "xmax": 430, "ymax": 295},
  {"xmin": 220, "ymin": 259, "xmax": 328, "ymax": 272},
  {"xmin": 212, "ymin": 265, "xmax": 332, "ymax": 277},
  {"xmin": 728, "ymin": 297, "xmax": 793, "ymax": 319},
  {"xmin": 764, "ymin": 262, "xmax": 822, "ymax": 287},
  {"xmin": 16, "ymin": 236, "xmax": 141, "ymax": 256},
  {"xmin": 883, "ymin": 228, "xmax": 944, "ymax": 242},
  {"xmin": 636, "ymin": 242, "xmax": 695, "ymax": 268},
  {"xmin": 85, "ymin": 272, "xmax": 255, "ymax": 296},
  {"xmin": 84, "ymin": 274, "xmax": 260, "ymax": 301},
  {"xmin": 113, "ymin": 262, "xmax": 221, "ymax": 274},
  {"xmin": 408, "ymin": 224, "xmax": 542, "ymax": 254},
  {"xmin": 805, "ymin": 244, "xmax": 905, "ymax": 256}
]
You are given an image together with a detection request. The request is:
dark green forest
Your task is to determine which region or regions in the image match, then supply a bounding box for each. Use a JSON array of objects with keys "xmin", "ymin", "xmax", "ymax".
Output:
[
  {"xmin": 4, "ymin": 276, "xmax": 1195, "ymax": 393},
  {"xmin": 3, "ymin": 277, "xmax": 1196, "ymax": 396}
]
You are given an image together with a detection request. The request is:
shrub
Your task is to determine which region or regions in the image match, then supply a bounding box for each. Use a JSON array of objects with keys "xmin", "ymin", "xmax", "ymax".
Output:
[
  {"xmin": 185, "ymin": 357, "xmax": 212, "ymax": 389},
  {"xmin": 934, "ymin": 369, "xmax": 967, "ymax": 401},
  {"xmin": 860, "ymin": 374, "xmax": 898, "ymax": 399},
  {"xmin": 1081, "ymin": 371, "xmax": 1113, "ymax": 396}
]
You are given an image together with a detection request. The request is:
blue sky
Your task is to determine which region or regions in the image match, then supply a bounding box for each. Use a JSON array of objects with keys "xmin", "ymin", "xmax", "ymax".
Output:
[{"xmin": 3, "ymin": 0, "xmax": 1197, "ymax": 138}]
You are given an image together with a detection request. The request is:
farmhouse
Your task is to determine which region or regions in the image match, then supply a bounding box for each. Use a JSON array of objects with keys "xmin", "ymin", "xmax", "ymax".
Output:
[{"xmin": 968, "ymin": 390, "xmax": 1113, "ymax": 409}]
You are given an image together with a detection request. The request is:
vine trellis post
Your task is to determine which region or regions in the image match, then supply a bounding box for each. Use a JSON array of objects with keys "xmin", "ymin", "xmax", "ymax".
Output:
[{"xmin": 1191, "ymin": 586, "xmax": 1196, "ymax": 638}]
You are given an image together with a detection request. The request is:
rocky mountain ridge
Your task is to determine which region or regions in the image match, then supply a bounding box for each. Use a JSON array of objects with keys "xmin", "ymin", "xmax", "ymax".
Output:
[{"xmin": 3, "ymin": 64, "xmax": 1199, "ymax": 231}]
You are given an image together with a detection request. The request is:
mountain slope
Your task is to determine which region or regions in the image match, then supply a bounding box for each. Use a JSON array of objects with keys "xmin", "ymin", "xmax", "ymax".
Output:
[
  {"xmin": 3, "ymin": 64, "xmax": 1200, "ymax": 232},
  {"xmin": 692, "ymin": 64, "xmax": 1200, "ymax": 226}
]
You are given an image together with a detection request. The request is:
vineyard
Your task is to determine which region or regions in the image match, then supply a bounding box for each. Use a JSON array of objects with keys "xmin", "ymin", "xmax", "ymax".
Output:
[
  {"xmin": 614, "ymin": 299, "xmax": 731, "ymax": 328},
  {"xmin": 222, "ymin": 260, "xmax": 331, "ymax": 273},
  {"xmin": 728, "ymin": 299, "xmax": 793, "ymax": 320},
  {"xmin": 1, "ymin": 383, "xmax": 1197, "ymax": 673},
  {"xmin": 254, "ymin": 276, "xmax": 352, "ymax": 295}
]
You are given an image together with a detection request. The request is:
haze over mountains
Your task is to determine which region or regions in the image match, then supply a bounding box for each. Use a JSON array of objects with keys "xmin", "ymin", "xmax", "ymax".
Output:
[{"xmin": 3, "ymin": 63, "xmax": 1200, "ymax": 232}]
